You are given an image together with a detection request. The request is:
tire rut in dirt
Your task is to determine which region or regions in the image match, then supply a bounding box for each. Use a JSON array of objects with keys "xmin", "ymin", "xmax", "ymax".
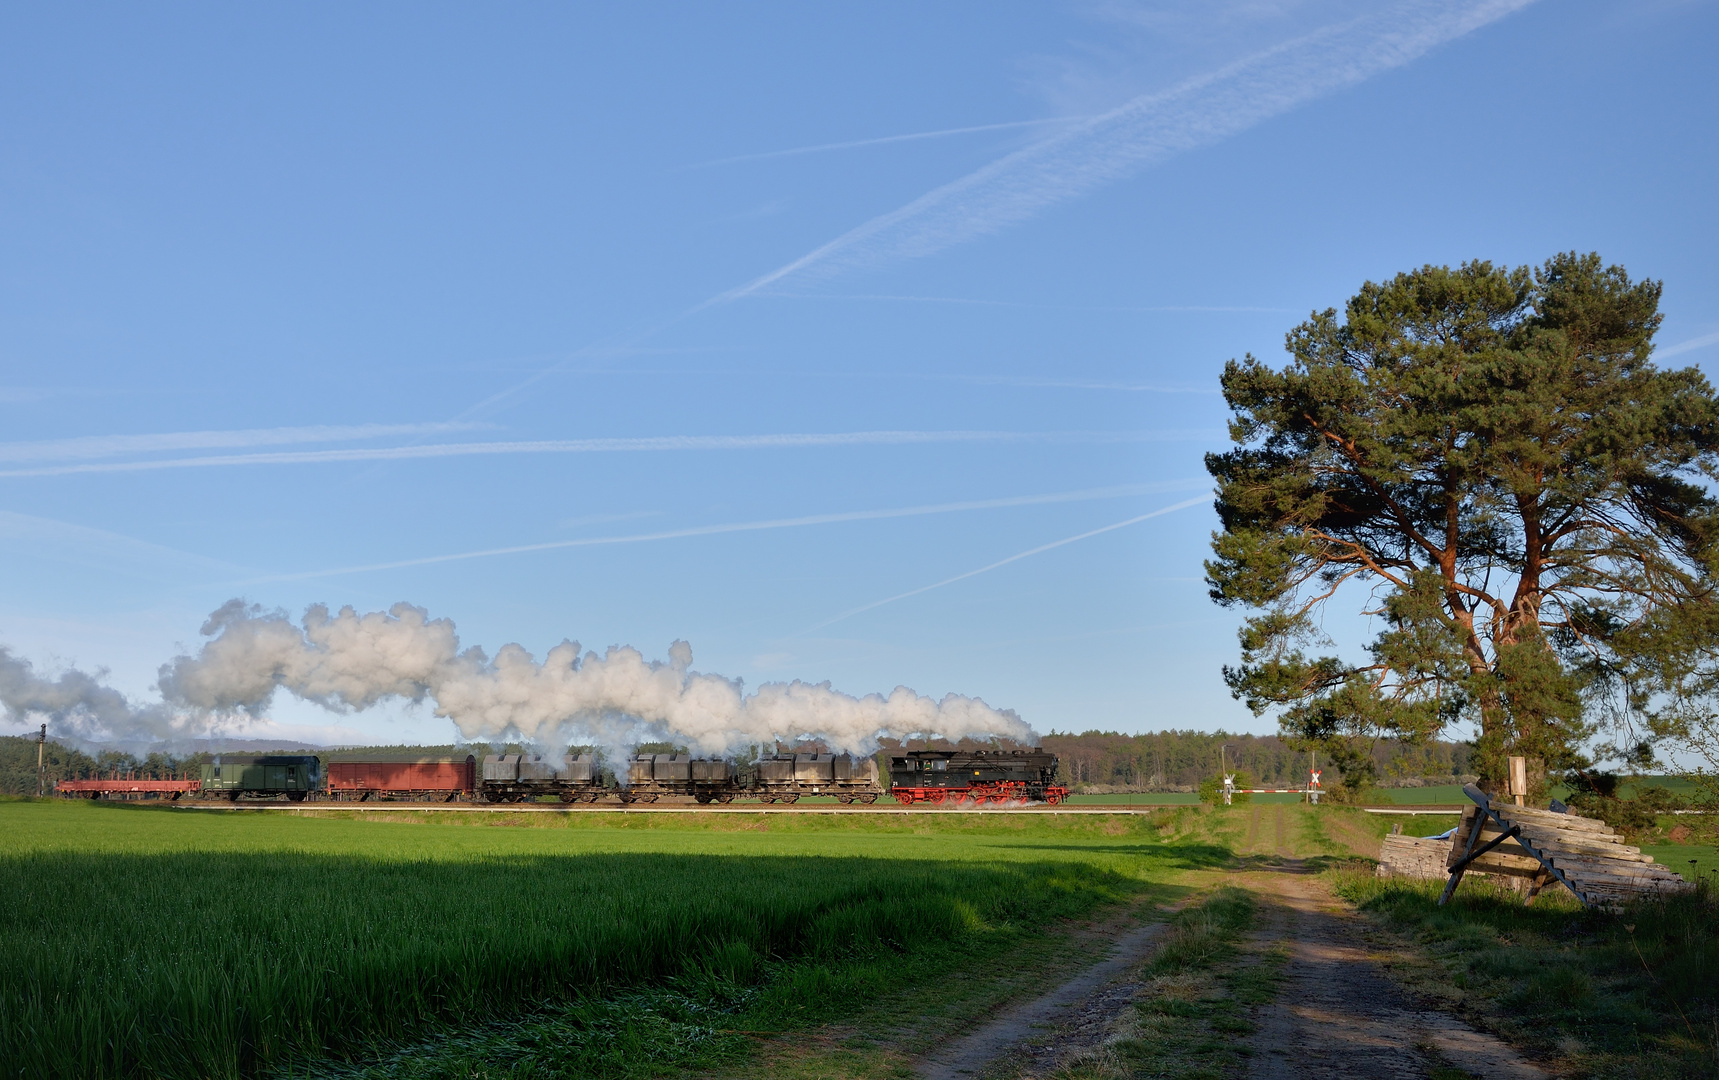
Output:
[
  {"xmin": 917, "ymin": 916, "xmax": 1172, "ymax": 1080},
  {"xmin": 1242, "ymin": 871, "xmax": 1547, "ymax": 1079}
]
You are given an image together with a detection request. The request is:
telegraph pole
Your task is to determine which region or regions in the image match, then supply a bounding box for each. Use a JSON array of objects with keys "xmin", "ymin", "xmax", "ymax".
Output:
[{"xmin": 36, "ymin": 723, "xmax": 47, "ymax": 797}]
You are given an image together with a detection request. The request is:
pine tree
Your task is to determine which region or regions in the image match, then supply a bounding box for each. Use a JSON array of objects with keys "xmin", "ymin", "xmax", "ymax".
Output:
[{"xmin": 1206, "ymin": 253, "xmax": 1719, "ymax": 796}]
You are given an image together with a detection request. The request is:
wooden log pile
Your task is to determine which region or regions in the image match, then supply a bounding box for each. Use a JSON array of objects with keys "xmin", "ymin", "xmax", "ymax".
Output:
[
  {"xmin": 1442, "ymin": 786, "xmax": 1692, "ymax": 910},
  {"xmin": 1376, "ymin": 833, "xmax": 1457, "ymax": 879}
]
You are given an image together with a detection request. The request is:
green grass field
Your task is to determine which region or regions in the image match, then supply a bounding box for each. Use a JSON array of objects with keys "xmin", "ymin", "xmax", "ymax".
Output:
[
  {"xmin": 0, "ymin": 800, "xmax": 1228, "ymax": 1080},
  {"xmin": 7, "ymin": 798, "xmax": 1713, "ymax": 1080}
]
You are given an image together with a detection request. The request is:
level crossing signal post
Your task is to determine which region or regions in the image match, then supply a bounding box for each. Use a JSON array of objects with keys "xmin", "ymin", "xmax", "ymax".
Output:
[{"xmin": 1222, "ymin": 752, "xmax": 1323, "ymax": 805}]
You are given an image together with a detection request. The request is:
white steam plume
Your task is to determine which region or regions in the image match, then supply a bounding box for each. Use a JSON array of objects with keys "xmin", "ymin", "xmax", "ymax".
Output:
[
  {"xmin": 0, "ymin": 647, "xmax": 192, "ymax": 742},
  {"xmin": 158, "ymin": 601, "xmax": 1034, "ymax": 762}
]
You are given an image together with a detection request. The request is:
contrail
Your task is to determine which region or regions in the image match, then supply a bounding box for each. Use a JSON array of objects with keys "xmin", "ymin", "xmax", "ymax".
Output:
[
  {"xmin": 685, "ymin": 116, "xmax": 1084, "ymax": 168},
  {"xmin": 1658, "ymin": 329, "xmax": 1719, "ymax": 359},
  {"xmin": 712, "ymin": 0, "xmax": 1534, "ymax": 302},
  {"xmin": 251, "ymin": 482, "xmax": 1208, "ymax": 582},
  {"xmin": 806, "ymin": 496, "xmax": 1209, "ymax": 631},
  {"xmin": 0, "ymin": 429, "xmax": 1216, "ymax": 479},
  {"xmin": 755, "ymin": 292, "xmax": 1294, "ymax": 314},
  {"xmin": 0, "ymin": 422, "xmax": 485, "ymax": 465}
]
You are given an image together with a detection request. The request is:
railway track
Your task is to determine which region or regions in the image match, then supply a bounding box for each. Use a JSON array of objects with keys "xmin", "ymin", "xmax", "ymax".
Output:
[{"xmin": 172, "ymin": 801, "xmax": 1161, "ymax": 815}]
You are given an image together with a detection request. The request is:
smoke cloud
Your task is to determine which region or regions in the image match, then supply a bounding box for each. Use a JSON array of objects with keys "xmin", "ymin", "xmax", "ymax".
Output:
[
  {"xmin": 0, "ymin": 647, "xmax": 187, "ymax": 742},
  {"xmin": 157, "ymin": 600, "xmax": 1035, "ymax": 761}
]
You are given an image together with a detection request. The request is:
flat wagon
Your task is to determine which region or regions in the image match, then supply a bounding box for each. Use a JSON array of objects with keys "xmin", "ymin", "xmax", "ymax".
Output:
[
  {"xmin": 56, "ymin": 776, "xmax": 200, "ymax": 800},
  {"xmin": 326, "ymin": 756, "xmax": 476, "ymax": 801}
]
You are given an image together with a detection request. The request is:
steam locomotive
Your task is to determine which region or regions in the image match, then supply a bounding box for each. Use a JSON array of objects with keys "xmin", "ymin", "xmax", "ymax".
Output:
[
  {"xmin": 58, "ymin": 748, "xmax": 1066, "ymax": 806},
  {"xmin": 887, "ymin": 748, "xmax": 1067, "ymax": 805}
]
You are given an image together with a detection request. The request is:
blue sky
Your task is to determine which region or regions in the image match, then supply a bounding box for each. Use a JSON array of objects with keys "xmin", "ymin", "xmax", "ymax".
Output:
[{"xmin": 2, "ymin": 0, "xmax": 1716, "ymax": 747}]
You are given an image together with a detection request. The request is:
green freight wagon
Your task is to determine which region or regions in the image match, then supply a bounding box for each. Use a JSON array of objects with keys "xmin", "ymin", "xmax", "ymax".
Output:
[{"xmin": 198, "ymin": 755, "xmax": 321, "ymax": 802}]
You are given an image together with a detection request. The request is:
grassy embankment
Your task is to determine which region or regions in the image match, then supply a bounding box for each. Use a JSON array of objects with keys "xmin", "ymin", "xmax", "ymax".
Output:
[
  {"xmin": 0, "ymin": 800, "xmax": 1227, "ymax": 1080},
  {"xmin": 1333, "ymin": 868, "xmax": 1719, "ymax": 1077}
]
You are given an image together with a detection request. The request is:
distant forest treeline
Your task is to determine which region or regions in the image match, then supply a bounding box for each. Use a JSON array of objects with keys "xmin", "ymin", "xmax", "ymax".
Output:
[
  {"xmin": 1038, "ymin": 730, "xmax": 1473, "ymax": 791},
  {"xmin": 877, "ymin": 731, "xmax": 1475, "ymax": 791},
  {"xmin": 2, "ymin": 730, "xmax": 1476, "ymax": 795}
]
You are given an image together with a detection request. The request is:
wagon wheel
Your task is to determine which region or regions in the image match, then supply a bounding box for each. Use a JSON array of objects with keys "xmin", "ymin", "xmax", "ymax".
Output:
[
  {"xmin": 288, "ymin": 791, "xmax": 308, "ymax": 803},
  {"xmin": 836, "ymin": 796, "xmax": 853, "ymax": 805},
  {"xmin": 781, "ymin": 795, "xmax": 799, "ymax": 804},
  {"xmin": 860, "ymin": 793, "xmax": 877, "ymax": 804},
  {"xmin": 560, "ymin": 792, "xmax": 578, "ymax": 804},
  {"xmin": 717, "ymin": 793, "xmax": 734, "ymax": 803},
  {"xmin": 695, "ymin": 793, "xmax": 712, "ymax": 804},
  {"xmin": 930, "ymin": 790, "xmax": 946, "ymax": 805}
]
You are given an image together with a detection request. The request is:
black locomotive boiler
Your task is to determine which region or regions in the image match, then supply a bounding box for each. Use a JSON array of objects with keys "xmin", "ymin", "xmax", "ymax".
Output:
[{"xmin": 887, "ymin": 748, "xmax": 1068, "ymax": 805}]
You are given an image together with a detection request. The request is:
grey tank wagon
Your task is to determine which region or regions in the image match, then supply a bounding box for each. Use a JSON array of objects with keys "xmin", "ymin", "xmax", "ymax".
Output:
[{"xmin": 480, "ymin": 753, "xmax": 606, "ymax": 803}]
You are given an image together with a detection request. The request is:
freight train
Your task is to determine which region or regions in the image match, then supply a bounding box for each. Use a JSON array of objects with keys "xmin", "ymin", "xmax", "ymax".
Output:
[{"xmin": 54, "ymin": 748, "xmax": 1065, "ymax": 806}]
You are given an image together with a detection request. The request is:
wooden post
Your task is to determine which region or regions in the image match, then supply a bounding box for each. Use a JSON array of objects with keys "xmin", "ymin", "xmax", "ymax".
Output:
[
  {"xmin": 1508, "ymin": 756, "xmax": 1528, "ymax": 807},
  {"xmin": 36, "ymin": 723, "xmax": 46, "ymax": 797}
]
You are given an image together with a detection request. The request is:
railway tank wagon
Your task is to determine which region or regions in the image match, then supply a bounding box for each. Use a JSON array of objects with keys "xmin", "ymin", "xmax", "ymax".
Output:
[
  {"xmin": 888, "ymin": 748, "xmax": 1068, "ymax": 805},
  {"xmin": 326, "ymin": 756, "xmax": 476, "ymax": 802},
  {"xmin": 753, "ymin": 753, "xmax": 880, "ymax": 804},
  {"xmin": 198, "ymin": 755, "xmax": 322, "ymax": 802},
  {"xmin": 480, "ymin": 754, "xmax": 606, "ymax": 802}
]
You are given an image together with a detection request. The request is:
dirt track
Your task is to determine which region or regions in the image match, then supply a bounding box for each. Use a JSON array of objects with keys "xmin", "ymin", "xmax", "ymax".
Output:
[
  {"xmin": 1241, "ymin": 869, "xmax": 1547, "ymax": 1079},
  {"xmin": 914, "ymin": 862, "xmax": 1550, "ymax": 1080}
]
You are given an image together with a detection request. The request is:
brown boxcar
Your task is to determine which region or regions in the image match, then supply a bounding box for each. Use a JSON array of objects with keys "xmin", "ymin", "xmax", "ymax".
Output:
[{"xmin": 326, "ymin": 755, "xmax": 476, "ymax": 801}]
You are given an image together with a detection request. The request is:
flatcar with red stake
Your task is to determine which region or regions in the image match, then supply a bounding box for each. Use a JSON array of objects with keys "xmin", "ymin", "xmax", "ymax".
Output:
[
  {"xmin": 887, "ymin": 748, "xmax": 1068, "ymax": 806},
  {"xmin": 56, "ymin": 774, "xmax": 200, "ymax": 800},
  {"xmin": 326, "ymin": 755, "xmax": 477, "ymax": 802}
]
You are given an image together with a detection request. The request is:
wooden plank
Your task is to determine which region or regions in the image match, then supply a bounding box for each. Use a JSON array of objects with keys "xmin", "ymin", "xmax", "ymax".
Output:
[
  {"xmin": 1545, "ymin": 858, "xmax": 1687, "ymax": 883},
  {"xmin": 1519, "ymin": 839, "xmax": 1650, "ymax": 864},
  {"xmin": 1471, "ymin": 825, "xmax": 1646, "ymax": 860},
  {"xmin": 1513, "ymin": 821, "xmax": 1640, "ymax": 847},
  {"xmin": 1500, "ymin": 806, "xmax": 1616, "ymax": 833}
]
